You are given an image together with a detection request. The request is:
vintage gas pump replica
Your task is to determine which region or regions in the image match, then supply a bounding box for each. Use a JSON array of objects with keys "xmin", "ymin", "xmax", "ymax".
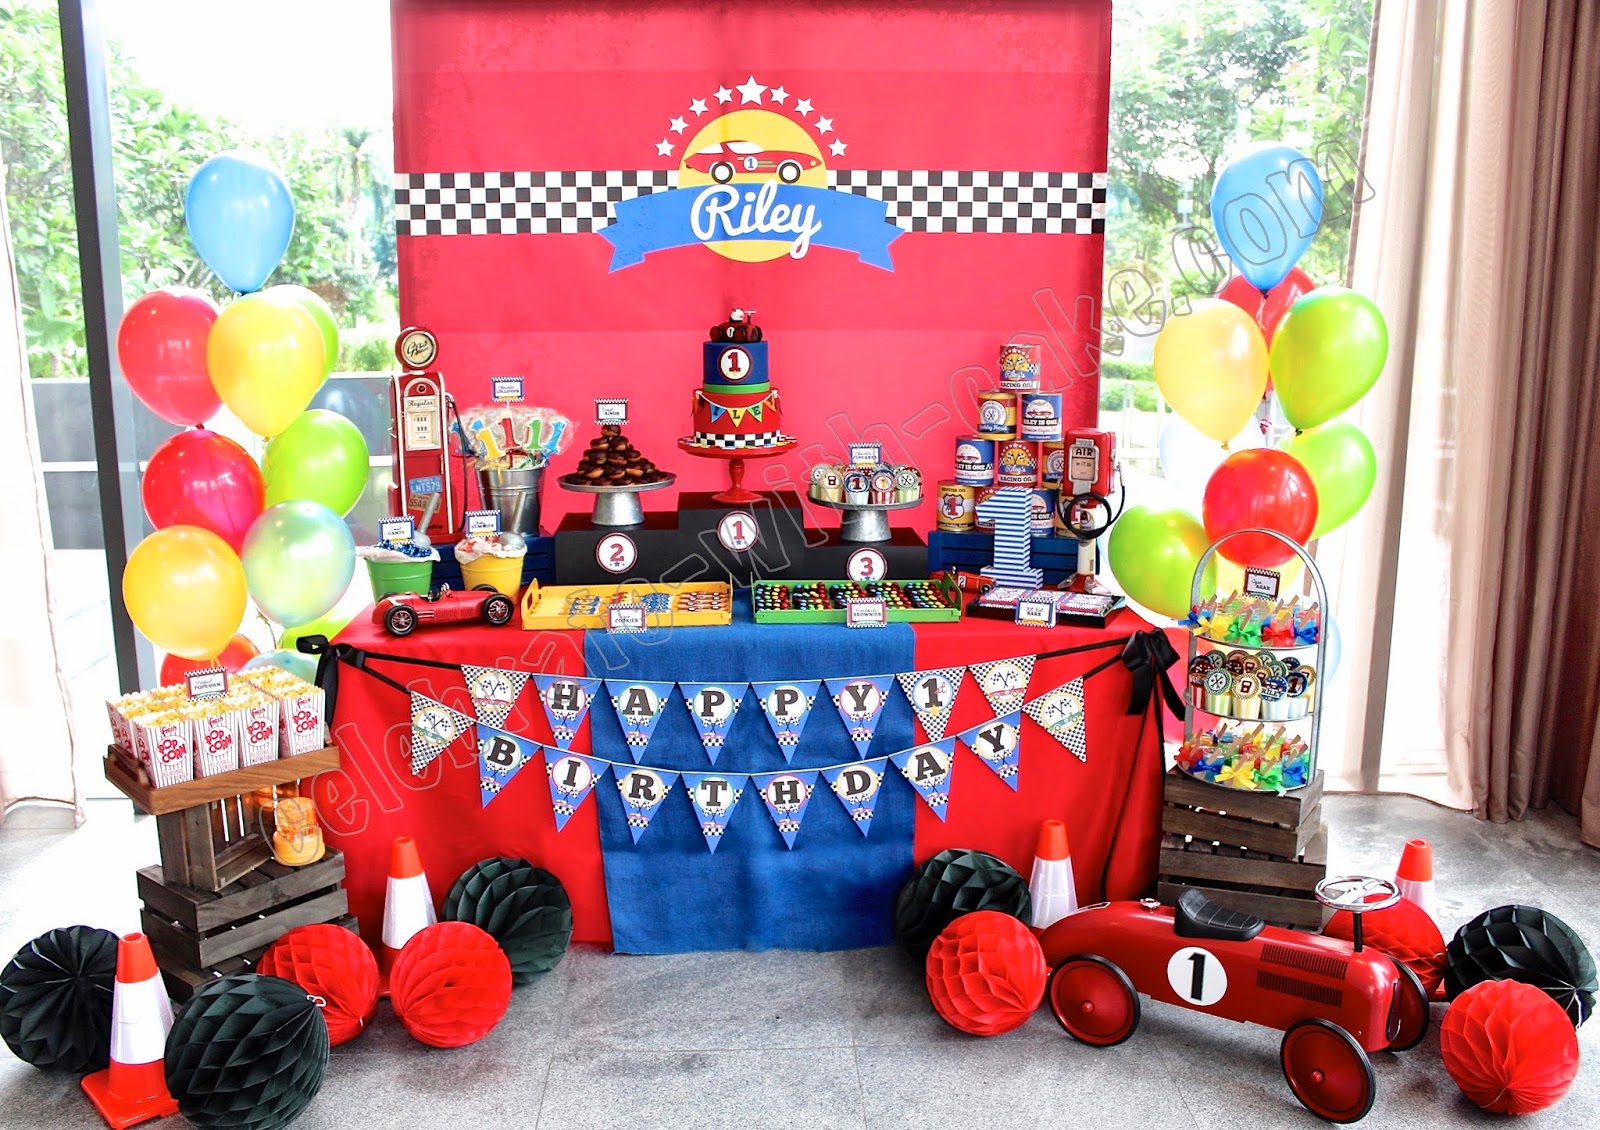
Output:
[
  {"xmin": 1057, "ymin": 426, "xmax": 1122, "ymax": 594},
  {"xmin": 389, "ymin": 326, "xmax": 462, "ymax": 541}
]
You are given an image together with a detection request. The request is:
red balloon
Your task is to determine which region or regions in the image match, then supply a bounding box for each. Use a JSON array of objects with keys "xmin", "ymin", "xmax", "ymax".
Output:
[
  {"xmin": 1203, "ymin": 449, "xmax": 1318, "ymax": 566},
  {"xmin": 257, "ymin": 924, "xmax": 379, "ymax": 1047},
  {"xmin": 158, "ymin": 633, "xmax": 258, "ymax": 682},
  {"xmin": 1440, "ymin": 980, "xmax": 1579, "ymax": 1115},
  {"xmin": 925, "ymin": 910, "xmax": 1047, "ymax": 1037},
  {"xmin": 1216, "ymin": 267, "xmax": 1315, "ymax": 344},
  {"xmin": 390, "ymin": 922, "xmax": 511, "ymax": 1048},
  {"xmin": 116, "ymin": 288, "xmax": 222, "ymax": 426},
  {"xmin": 142, "ymin": 429, "xmax": 265, "ymax": 552}
]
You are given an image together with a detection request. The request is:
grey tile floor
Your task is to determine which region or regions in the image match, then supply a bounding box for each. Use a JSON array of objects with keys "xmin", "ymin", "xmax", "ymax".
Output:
[{"xmin": 1, "ymin": 794, "xmax": 1596, "ymax": 1129}]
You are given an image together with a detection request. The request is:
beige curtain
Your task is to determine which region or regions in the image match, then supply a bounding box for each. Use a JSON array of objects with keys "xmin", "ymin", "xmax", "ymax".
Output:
[
  {"xmin": 1329, "ymin": 1, "xmax": 1600, "ymax": 845},
  {"xmin": 0, "ymin": 164, "xmax": 83, "ymax": 824}
]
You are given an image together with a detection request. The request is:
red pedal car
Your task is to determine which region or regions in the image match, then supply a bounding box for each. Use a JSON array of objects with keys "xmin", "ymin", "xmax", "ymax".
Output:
[
  {"xmin": 373, "ymin": 584, "xmax": 515, "ymax": 637},
  {"xmin": 1039, "ymin": 877, "xmax": 1428, "ymax": 1124}
]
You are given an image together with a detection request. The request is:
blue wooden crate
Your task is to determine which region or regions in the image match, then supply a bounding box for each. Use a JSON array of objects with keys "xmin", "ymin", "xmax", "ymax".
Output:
[
  {"xmin": 926, "ymin": 530, "xmax": 1087, "ymax": 586},
  {"xmin": 432, "ymin": 535, "xmax": 555, "ymax": 590}
]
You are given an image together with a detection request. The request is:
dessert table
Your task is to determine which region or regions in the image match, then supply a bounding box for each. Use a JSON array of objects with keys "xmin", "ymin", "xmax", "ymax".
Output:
[{"xmin": 312, "ymin": 600, "xmax": 1180, "ymax": 953}]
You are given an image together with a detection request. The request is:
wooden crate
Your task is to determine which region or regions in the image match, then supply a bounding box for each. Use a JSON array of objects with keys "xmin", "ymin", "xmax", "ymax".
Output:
[
  {"xmin": 1159, "ymin": 768, "xmax": 1330, "ymax": 930},
  {"xmin": 138, "ymin": 852, "xmax": 353, "ymax": 1001}
]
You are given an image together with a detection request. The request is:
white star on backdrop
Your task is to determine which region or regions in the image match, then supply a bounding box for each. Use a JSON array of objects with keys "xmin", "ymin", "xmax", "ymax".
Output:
[
  {"xmin": 655, "ymin": 139, "xmax": 675, "ymax": 156},
  {"xmin": 815, "ymin": 116, "xmax": 834, "ymax": 134},
  {"xmin": 689, "ymin": 98, "xmax": 708, "ymax": 116},
  {"xmin": 768, "ymin": 85, "xmax": 789, "ymax": 105},
  {"xmin": 828, "ymin": 139, "xmax": 847, "ymax": 157},
  {"xmin": 714, "ymin": 86, "xmax": 734, "ymax": 104},
  {"xmin": 669, "ymin": 116, "xmax": 688, "ymax": 134},
  {"xmin": 794, "ymin": 98, "xmax": 814, "ymax": 117},
  {"xmin": 736, "ymin": 75, "xmax": 767, "ymax": 104}
]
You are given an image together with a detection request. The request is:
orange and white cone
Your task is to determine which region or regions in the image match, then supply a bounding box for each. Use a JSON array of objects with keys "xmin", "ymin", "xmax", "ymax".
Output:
[
  {"xmin": 380, "ymin": 835, "xmax": 436, "ymax": 986},
  {"xmin": 80, "ymin": 932, "xmax": 179, "ymax": 1128},
  {"xmin": 1395, "ymin": 838, "xmax": 1437, "ymax": 922},
  {"xmin": 1029, "ymin": 819, "xmax": 1078, "ymax": 929}
]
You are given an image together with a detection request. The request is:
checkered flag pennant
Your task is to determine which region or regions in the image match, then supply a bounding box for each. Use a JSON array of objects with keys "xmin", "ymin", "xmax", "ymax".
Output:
[
  {"xmin": 896, "ymin": 667, "xmax": 965, "ymax": 742},
  {"xmin": 614, "ymin": 767, "xmax": 677, "ymax": 844},
  {"xmin": 957, "ymin": 713, "xmax": 1023, "ymax": 790},
  {"xmin": 605, "ymin": 680, "xmax": 675, "ymax": 761},
  {"xmin": 1023, "ymin": 678, "xmax": 1088, "ymax": 761},
  {"xmin": 533, "ymin": 675, "xmax": 601, "ymax": 750},
  {"xmin": 477, "ymin": 722, "xmax": 540, "ymax": 808},
  {"xmin": 679, "ymin": 682, "xmax": 749, "ymax": 765},
  {"xmin": 821, "ymin": 759, "xmax": 887, "ymax": 838},
  {"xmin": 890, "ymin": 738, "xmax": 957, "ymax": 821},
  {"xmin": 753, "ymin": 770, "xmax": 819, "ymax": 850},
  {"xmin": 970, "ymin": 657, "xmax": 1035, "ymax": 717},
  {"xmin": 461, "ymin": 665, "xmax": 528, "ymax": 729},
  {"xmin": 544, "ymin": 748, "xmax": 609, "ymax": 832},
  {"xmin": 750, "ymin": 679, "xmax": 821, "ymax": 761},
  {"xmin": 681, "ymin": 771, "xmax": 748, "ymax": 854},
  {"xmin": 409, "ymin": 692, "xmax": 474, "ymax": 776},
  {"xmin": 825, "ymin": 675, "xmax": 895, "ymax": 757}
]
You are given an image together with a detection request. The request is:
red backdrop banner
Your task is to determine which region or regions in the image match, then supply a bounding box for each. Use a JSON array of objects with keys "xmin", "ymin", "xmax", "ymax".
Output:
[{"xmin": 392, "ymin": 0, "xmax": 1111, "ymax": 527}]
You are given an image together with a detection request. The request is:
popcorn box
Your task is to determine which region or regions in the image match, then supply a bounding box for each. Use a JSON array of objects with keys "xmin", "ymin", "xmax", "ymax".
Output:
[
  {"xmin": 279, "ymin": 685, "xmax": 326, "ymax": 755},
  {"xmin": 192, "ymin": 711, "xmax": 241, "ymax": 778},
  {"xmin": 237, "ymin": 696, "xmax": 283, "ymax": 766},
  {"xmin": 134, "ymin": 719, "xmax": 195, "ymax": 788},
  {"xmin": 106, "ymin": 700, "xmax": 131, "ymax": 751}
]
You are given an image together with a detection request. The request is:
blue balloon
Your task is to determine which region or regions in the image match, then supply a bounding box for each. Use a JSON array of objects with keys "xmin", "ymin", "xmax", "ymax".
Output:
[
  {"xmin": 242, "ymin": 649, "xmax": 319, "ymax": 684},
  {"xmin": 1209, "ymin": 142, "xmax": 1324, "ymax": 291},
  {"xmin": 185, "ymin": 151, "xmax": 295, "ymax": 293}
]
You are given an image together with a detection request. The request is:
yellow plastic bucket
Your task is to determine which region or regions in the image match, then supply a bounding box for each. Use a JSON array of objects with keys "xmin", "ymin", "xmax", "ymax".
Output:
[{"xmin": 459, "ymin": 554, "xmax": 524, "ymax": 597}]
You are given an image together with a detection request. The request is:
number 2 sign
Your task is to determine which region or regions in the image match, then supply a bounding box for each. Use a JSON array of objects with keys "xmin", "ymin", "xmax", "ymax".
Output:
[{"xmin": 596, "ymin": 532, "xmax": 638, "ymax": 574}]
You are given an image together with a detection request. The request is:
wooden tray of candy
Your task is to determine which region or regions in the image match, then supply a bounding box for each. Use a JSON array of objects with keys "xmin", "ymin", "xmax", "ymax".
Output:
[
  {"xmin": 519, "ymin": 580, "xmax": 734, "ymax": 630},
  {"xmin": 751, "ymin": 577, "xmax": 962, "ymax": 624}
]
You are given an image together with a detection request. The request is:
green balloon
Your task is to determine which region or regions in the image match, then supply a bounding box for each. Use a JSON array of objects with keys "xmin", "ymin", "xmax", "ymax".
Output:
[
  {"xmin": 278, "ymin": 612, "xmax": 354, "ymax": 652},
  {"xmin": 1107, "ymin": 505, "xmax": 1217, "ymax": 620},
  {"xmin": 1285, "ymin": 421, "xmax": 1376, "ymax": 538},
  {"xmin": 1269, "ymin": 286, "xmax": 1388, "ymax": 429},
  {"xmin": 264, "ymin": 284, "xmax": 339, "ymax": 380},
  {"xmin": 262, "ymin": 409, "xmax": 370, "ymax": 516}
]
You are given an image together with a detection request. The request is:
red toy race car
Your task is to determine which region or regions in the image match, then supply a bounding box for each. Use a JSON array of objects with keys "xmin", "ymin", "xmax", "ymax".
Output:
[
  {"xmin": 685, "ymin": 140, "xmax": 822, "ymax": 184},
  {"xmin": 1040, "ymin": 877, "xmax": 1428, "ymax": 1123},
  {"xmin": 373, "ymin": 584, "xmax": 515, "ymax": 637}
]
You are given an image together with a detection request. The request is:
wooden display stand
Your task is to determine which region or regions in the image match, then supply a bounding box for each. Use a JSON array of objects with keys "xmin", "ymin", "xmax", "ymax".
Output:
[
  {"xmin": 104, "ymin": 744, "xmax": 354, "ymax": 1000},
  {"xmin": 1157, "ymin": 768, "xmax": 1330, "ymax": 931}
]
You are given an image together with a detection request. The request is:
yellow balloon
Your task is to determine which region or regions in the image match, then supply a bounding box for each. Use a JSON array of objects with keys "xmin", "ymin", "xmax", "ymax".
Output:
[
  {"xmin": 1154, "ymin": 299, "xmax": 1270, "ymax": 442},
  {"xmin": 207, "ymin": 292, "xmax": 326, "ymax": 436},
  {"xmin": 123, "ymin": 526, "xmax": 248, "ymax": 660}
]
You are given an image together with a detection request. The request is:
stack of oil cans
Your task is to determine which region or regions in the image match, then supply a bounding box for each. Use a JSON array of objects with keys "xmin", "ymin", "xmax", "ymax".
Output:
[{"xmin": 940, "ymin": 342, "xmax": 1063, "ymax": 536}]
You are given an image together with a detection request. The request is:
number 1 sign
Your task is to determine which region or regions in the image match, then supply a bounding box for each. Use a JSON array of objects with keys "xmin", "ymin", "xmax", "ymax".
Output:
[{"xmin": 978, "ymin": 487, "xmax": 1043, "ymax": 588}]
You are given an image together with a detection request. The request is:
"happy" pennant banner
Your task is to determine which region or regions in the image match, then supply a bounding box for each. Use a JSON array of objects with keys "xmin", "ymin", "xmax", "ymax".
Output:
[
  {"xmin": 890, "ymin": 738, "xmax": 957, "ymax": 820},
  {"xmin": 821, "ymin": 759, "xmax": 887, "ymax": 837},
  {"xmin": 409, "ymin": 693, "xmax": 475, "ymax": 776},
  {"xmin": 679, "ymin": 682, "xmax": 748, "ymax": 763},
  {"xmin": 751, "ymin": 680, "xmax": 820, "ymax": 759},
  {"xmin": 681, "ymin": 771, "xmax": 748, "ymax": 853},
  {"xmin": 533, "ymin": 675, "xmax": 601, "ymax": 749},
  {"xmin": 615, "ymin": 767, "xmax": 677, "ymax": 843},
  {"xmin": 544, "ymin": 749, "xmax": 607, "ymax": 830},
  {"xmin": 1023, "ymin": 679, "xmax": 1088, "ymax": 761},
  {"xmin": 476, "ymin": 723, "xmax": 540, "ymax": 806},
  {"xmin": 826, "ymin": 675, "xmax": 894, "ymax": 757},
  {"xmin": 959, "ymin": 713, "xmax": 1023, "ymax": 788},
  {"xmin": 970, "ymin": 657, "xmax": 1035, "ymax": 716},
  {"xmin": 460, "ymin": 665, "xmax": 528, "ymax": 729},
  {"xmin": 606, "ymin": 680, "xmax": 675, "ymax": 759},
  {"xmin": 753, "ymin": 770, "xmax": 818, "ymax": 849},
  {"xmin": 896, "ymin": 667, "xmax": 964, "ymax": 742}
]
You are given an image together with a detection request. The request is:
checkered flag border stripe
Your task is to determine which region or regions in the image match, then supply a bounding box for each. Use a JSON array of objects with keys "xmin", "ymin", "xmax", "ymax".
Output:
[
  {"xmin": 394, "ymin": 170, "xmax": 1107, "ymax": 236},
  {"xmin": 687, "ymin": 432, "xmax": 791, "ymax": 450}
]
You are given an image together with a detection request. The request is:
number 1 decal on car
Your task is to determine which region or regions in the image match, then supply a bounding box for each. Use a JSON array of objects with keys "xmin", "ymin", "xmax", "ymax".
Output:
[{"xmin": 1166, "ymin": 946, "xmax": 1227, "ymax": 1007}]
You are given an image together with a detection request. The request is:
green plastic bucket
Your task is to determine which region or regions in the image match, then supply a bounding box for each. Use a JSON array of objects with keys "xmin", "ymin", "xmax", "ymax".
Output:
[{"xmin": 365, "ymin": 557, "xmax": 434, "ymax": 600}]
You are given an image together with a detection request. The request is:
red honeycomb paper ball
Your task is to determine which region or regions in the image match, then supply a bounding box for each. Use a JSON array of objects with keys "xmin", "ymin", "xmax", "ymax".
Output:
[
  {"xmin": 1440, "ymin": 980, "xmax": 1579, "ymax": 1114},
  {"xmin": 1325, "ymin": 896, "xmax": 1447, "ymax": 997},
  {"xmin": 925, "ymin": 910, "xmax": 1047, "ymax": 1036},
  {"xmin": 389, "ymin": 922, "xmax": 511, "ymax": 1049},
  {"xmin": 255, "ymin": 924, "xmax": 379, "ymax": 1048}
]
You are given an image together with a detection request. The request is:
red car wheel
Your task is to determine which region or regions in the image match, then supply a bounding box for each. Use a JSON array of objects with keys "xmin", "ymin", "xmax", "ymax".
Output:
[
  {"xmin": 1047, "ymin": 955, "xmax": 1140, "ymax": 1047},
  {"xmin": 1386, "ymin": 959, "xmax": 1430, "ymax": 1052},
  {"xmin": 1280, "ymin": 1018, "xmax": 1376, "ymax": 1123},
  {"xmin": 384, "ymin": 605, "xmax": 418, "ymax": 637},
  {"xmin": 481, "ymin": 594, "xmax": 514, "ymax": 626}
]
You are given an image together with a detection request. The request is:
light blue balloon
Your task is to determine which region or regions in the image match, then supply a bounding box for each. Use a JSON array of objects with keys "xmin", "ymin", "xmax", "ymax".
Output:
[
  {"xmin": 1209, "ymin": 142, "xmax": 1323, "ymax": 291},
  {"xmin": 185, "ymin": 150, "xmax": 295, "ymax": 293},
  {"xmin": 241, "ymin": 501, "xmax": 355, "ymax": 628},
  {"xmin": 243, "ymin": 649, "xmax": 319, "ymax": 684}
]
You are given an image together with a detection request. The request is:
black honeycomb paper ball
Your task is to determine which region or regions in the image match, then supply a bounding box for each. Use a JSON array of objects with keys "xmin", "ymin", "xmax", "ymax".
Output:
[
  {"xmin": 1446, "ymin": 904, "xmax": 1597, "ymax": 1028},
  {"xmin": 894, "ymin": 848, "xmax": 1032, "ymax": 957},
  {"xmin": 164, "ymin": 974, "xmax": 329, "ymax": 1130},
  {"xmin": 443, "ymin": 857, "xmax": 573, "ymax": 984},
  {"xmin": 0, "ymin": 925, "xmax": 118, "ymax": 1072}
]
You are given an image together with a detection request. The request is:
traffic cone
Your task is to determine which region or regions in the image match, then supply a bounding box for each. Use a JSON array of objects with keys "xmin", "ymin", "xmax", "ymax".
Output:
[
  {"xmin": 1029, "ymin": 819, "xmax": 1078, "ymax": 929},
  {"xmin": 380, "ymin": 835, "xmax": 436, "ymax": 988},
  {"xmin": 1395, "ymin": 838, "xmax": 1437, "ymax": 921},
  {"xmin": 80, "ymin": 932, "xmax": 179, "ymax": 1128}
]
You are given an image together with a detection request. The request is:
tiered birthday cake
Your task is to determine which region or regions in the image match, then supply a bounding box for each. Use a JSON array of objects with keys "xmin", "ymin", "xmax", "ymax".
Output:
[{"xmin": 684, "ymin": 309, "xmax": 791, "ymax": 449}]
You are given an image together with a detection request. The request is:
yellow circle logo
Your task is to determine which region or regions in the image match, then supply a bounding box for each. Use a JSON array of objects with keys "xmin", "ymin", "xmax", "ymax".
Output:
[{"xmin": 679, "ymin": 109, "xmax": 827, "ymax": 263}]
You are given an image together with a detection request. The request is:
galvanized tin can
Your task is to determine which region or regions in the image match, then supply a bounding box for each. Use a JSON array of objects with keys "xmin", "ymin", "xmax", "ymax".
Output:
[
  {"xmin": 1018, "ymin": 391, "xmax": 1064, "ymax": 441},
  {"xmin": 1041, "ymin": 440, "xmax": 1065, "ymax": 485},
  {"xmin": 1030, "ymin": 487, "xmax": 1058, "ymax": 536},
  {"xmin": 995, "ymin": 439, "xmax": 1040, "ymax": 486},
  {"xmin": 936, "ymin": 479, "xmax": 975, "ymax": 530},
  {"xmin": 953, "ymin": 436, "xmax": 997, "ymax": 485},
  {"xmin": 975, "ymin": 390, "xmax": 1017, "ymax": 439},
  {"xmin": 998, "ymin": 342, "xmax": 1042, "ymax": 391}
]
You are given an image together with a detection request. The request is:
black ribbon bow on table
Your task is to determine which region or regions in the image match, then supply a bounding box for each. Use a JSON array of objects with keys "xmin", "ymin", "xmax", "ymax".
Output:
[{"xmin": 1120, "ymin": 628, "xmax": 1184, "ymax": 720}]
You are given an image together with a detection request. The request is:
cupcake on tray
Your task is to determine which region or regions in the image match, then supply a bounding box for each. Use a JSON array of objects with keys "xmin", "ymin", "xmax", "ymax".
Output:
[
  {"xmin": 358, "ymin": 536, "xmax": 440, "ymax": 599},
  {"xmin": 454, "ymin": 531, "xmax": 528, "ymax": 596}
]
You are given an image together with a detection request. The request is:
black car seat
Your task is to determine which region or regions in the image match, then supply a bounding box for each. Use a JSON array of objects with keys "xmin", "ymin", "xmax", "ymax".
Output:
[{"xmin": 1173, "ymin": 889, "xmax": 1265, "ymax": 942}]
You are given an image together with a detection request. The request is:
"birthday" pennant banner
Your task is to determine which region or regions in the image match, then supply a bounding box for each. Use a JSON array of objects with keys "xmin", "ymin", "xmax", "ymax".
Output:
[
  {"xmin": 970, "ymin": 657, "xmax": 1035, "ymax": 717},
  {"xmin": 753, "ymin": 770, "xmax": 818, "ymax": 849},
  {"xmin": 1023, "ymin": 679, "xmax": 1088, "ymax": 761},
  {"xmin": 409, "ymin": 693, "xmax": 475, "ymax": 776},
  {"xmin": 826, "ymin": 675, "xmax": 894, "ymax": 757},
  {"xmin": 606, "ymin": 680, "xmax": 676, "ymax": 759},
  {"xmin": 680, "ymin": 682, "xmax": 748, "ymax": 764},
  {"xmin": 476, "ymin": 723, "xmax": 540, "ymax": 807},
  {"xmin": 959, "ymin": 712, "xmax": 1023, "ymax": 789},
  {"xmin": 461, "ymin": 665, "xmax": 528, "ymax": 729},
  {"xmin": 681, "ymin": 771, "xmax": 748, "ymax": 853},
  {"xmin": 751, "ymin": 679, "xmax": 820, "ymax": 759},
  {"xmin": 545, "ymin": 749, "xmax": 607, "ymax": 830},
  {"xmin": 821, "ymin": 759, "xmax": 887, "ymax": 837},
  {"xmin": 534, "ymin": 675, "xmax": 601, "ymax": 749},
  {"xmin": 896, "ymin": 667, "xmax": 964, "ymax": 742},
  {"xmin": 615, "ymin": 766, "xmax": 677, "ymax": 843},
  {"xmin": 890, "ymin": 738, "xmax": 957, "ymax": 820}
]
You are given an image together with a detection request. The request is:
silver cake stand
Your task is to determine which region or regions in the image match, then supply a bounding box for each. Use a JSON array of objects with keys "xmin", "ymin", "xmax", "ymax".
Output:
[
  {"xmin": 810, "ymin": 496, "xmax": 921, "ymax": 543},
  {"xmin": 558, "ymin": 474, "xmax": 677, "ymax": 526}
]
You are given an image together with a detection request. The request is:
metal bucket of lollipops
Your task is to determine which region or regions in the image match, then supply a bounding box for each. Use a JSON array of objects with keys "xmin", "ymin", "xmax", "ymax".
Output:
[{"xmin": 478, "ymin": 466, "xmax": 546, "ymax": 537}]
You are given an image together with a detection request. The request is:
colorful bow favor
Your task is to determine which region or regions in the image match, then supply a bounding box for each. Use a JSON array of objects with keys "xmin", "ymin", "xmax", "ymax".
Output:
[{"xmin": 1176, "ymin": 722, "xmax": 1312, "ymax": 794}]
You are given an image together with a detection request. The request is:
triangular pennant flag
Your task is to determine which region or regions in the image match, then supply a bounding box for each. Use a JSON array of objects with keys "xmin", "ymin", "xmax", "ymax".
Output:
[
  {"xmin": 614, "ymin": 767, "xmax": 677, "ymax": 843},
  {"xmin": 890, "ymin": 737, "xmax": 957, "ymax": 820},
  {"xmin": 708, "ymin": 402, "xmax": 727, "ymax": 423},
  {"xmin": 476, "ymin": 723, "xmax": 540, "ymax": 807},
  {"xmin": 748, "ymin": 400, "xmax": 764, "ymax": 423},
  {"xmin": 679, "ymin": 682, "xmax": 748, "ymax": 764},
  {"xmin": 751, "ymin": 679, "xmax": 821, "ymax": 760},
  {"xmin": 681, "ymin": 771, "xmax": 749, "ymax": 853},
  {"xmin": 544, "ymin": 748, "xmax": 608, "ymax": 831},
  {"xmin": 970, "ymin": 657, "xmax": 1036, "ymax": 716},
  {"xmin": 958, "ymin": 712, "xmax": 1023, "ymax": 789},
  {"xmin": 460, "ymin": 665, "xmax": 528, "ymax": 729},
  {"xmin": 606, "ymin": 680, "xmax": 676, "ymax": 760},
  {"xmin": 409, "ymin": 692, "xmax": 474, "ymax": 776},
  {"xmin": 728, "ymin": 405, "xmax": 747, "ymax": 426},
  {"xmin": 821, "ymin": 759, "xmax": 887, "ymax": 838},
  {"xmin": 752, "ymin": 770, "xmax": 819, "ymax": 849},
  {"xmin": 896, "ymin": 667, "xmax": 965, "ymax": 742},
  {"xmin": 1023, "ymin": 678, "xmax": 1088, "ymax": 761},
  {"xmin": 825, "ymin": 675, "xmax": 895, "ymax": 756},
  {"xmin": 533, "ymin": 675, "xmax": 601, "ymax": 749}
]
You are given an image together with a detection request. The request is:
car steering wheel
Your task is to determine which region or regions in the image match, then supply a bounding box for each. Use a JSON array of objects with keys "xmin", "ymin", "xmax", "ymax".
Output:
[{"xmin": 1314, "ymin": 875, "xmax": 1401, "ymax": 913}]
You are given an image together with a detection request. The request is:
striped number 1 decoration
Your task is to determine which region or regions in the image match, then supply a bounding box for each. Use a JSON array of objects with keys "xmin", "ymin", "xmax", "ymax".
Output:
[{"xmin": 978, "ymin": 486, "xmax": 1043, "ymax": 588}]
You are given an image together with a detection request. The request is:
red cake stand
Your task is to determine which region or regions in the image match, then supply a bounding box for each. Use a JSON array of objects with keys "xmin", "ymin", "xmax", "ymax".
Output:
[{"xmin": 677, "ymin": 438, "xmax": 797, "ymax": 504}]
